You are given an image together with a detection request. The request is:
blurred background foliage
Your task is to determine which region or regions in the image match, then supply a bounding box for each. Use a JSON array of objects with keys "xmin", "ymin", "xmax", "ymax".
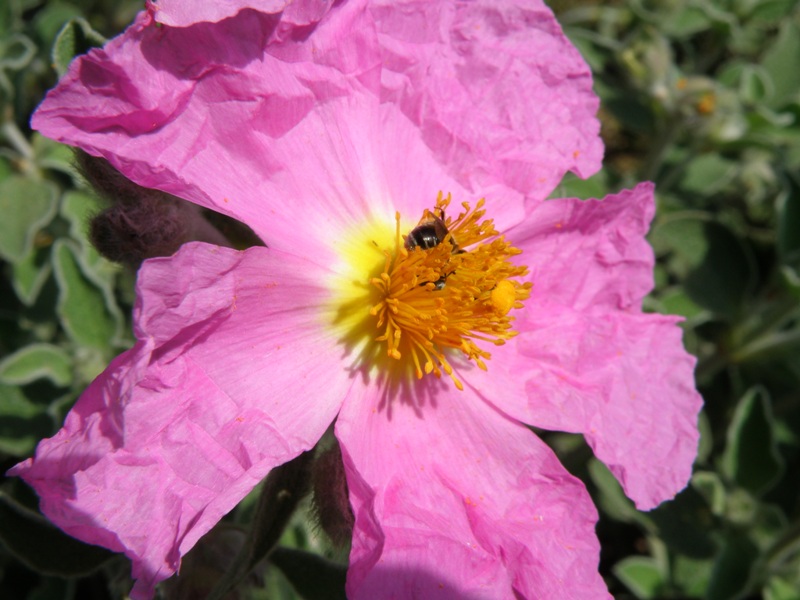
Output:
[{"xmin": 0, "ymin": 0, "xmax": 799, "ymax": 599}]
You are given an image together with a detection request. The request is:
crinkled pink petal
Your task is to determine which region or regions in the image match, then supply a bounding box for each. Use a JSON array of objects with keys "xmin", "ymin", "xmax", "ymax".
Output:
[
  {"xmin": 460, "ymin": 184, "xmax": 701, "ymax": 509},
  {"xmin": 31, "ymin": 0, "xmax": 601, "ymax": 246},
  {"xmin": 148, "ymin": 0, "xmax": 289, "ymax": 27},
  {"xmin": 10, "ymin": 243, "xmax": 351, "ymax": 598},
  {"xmin": 510, "ymin": 182, "xmax": 657, "ymax": 311},
  {"xmin": 31, "ymin": 1, "xmax": 382, "ymax": 248},
  {"xmin": 150, "ymin": 0, "xmax": 333, "ymax": 30},
  {"xmin": 371, "ymin": 0, "xmax": 603, "ymax": 201},
  {"xmin": 511, "ymin": 306, "xmax": 701, "ymax": 510},
  {"xmin": 376, "ymin": 105, "xmax": 526, "ymax": 235},
  {"xmin": 336, "ymin": 379, "xmax": 610, "ymax": 599}
]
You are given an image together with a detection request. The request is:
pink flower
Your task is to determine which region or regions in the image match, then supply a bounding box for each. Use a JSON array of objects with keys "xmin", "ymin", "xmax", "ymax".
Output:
[{"xmin": 11, "ymin": 1, "xmax": 702, "ymax": 599}]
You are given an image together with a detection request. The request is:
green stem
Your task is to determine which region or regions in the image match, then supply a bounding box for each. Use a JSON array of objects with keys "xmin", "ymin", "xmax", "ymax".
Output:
[
  {"xmin": 763, "ymin": 518, "xmax": 800, "ymax": 576},
  {"xmin": 1, "ymin": 119, "xmax": 34, "ymax": 161},
  {"xmin": 269, "ymin": 547, "xmax": 348, "ymax": 600},
  {"xmin": 731, "ymin": 328, "xmax": 800, "ymax": 364},
  {"xmin": 206, "ymin": 450, "xmax": 315, "ymax": 600},
  {"xmin": 695, "ymin": 351, "xmax": 729, "ymax": 383}
]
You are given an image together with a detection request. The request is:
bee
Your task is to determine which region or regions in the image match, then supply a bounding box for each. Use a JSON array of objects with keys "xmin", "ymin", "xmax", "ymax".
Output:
[
  {"xmin": 432, "ymin": 277, "xmax": 448, "ymax": 291},
  {"xmin": 405, "ymin": 210, "xmax": 459, "ymax": 290},
  {"xmin": 405, "ymin": 212, "xmax": 451, "ymax": 251}
]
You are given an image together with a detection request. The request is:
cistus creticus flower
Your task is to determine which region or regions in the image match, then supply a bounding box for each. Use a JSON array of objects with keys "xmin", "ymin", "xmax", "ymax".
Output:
[{"xmin": 10, "ymin": 0, "xmax": 702, "ymax": 598}]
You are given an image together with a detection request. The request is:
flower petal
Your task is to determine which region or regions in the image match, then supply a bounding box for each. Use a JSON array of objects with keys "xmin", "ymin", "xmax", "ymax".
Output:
[
  {"xmin": 336, "ymin": 381, "xmax": 610, "ymax": 599},
  {"xmin": 31, "ymin": 0, "xmax": 597, "ymax": 247},
  {"xmin": 31, "ymin": 1, "xmax": 383, "ymax": 246},
  {"xmin": 10, "ymin": 243, "xmax": 350, "ymax": 598},
  {"xmin": 376, "ymin": 106, "xmax": 526, "ymax": 234},
  {"xmin": 511, "ymin": 182, "xmax": 657, "ymax": 312},
  {"xmin": 150, "ymin": 0, "xmax": 290, "ymax": 27},
  {"xmin": 372, "ymin": 0, "xmax": 603, "ymax": 201},
  {"xmin": 471, "ymin": 182, "xmax": 703, "ymax": 508},
  {"xmin": 481, "ymin": 305, "xmax": 702, "ymax": 511}
]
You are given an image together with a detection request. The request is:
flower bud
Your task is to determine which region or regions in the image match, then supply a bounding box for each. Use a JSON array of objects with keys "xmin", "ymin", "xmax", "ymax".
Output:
[
  {"xmin": 76, "ymin": 151, "xmax": 235, "ymax": 266},
  {"xmin": 311, "ymin": 441, "xmax": 354, "ymax": 547}
]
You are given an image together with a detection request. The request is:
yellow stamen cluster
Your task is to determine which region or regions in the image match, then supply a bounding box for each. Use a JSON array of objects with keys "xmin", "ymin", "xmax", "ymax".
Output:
[{"xmin": 369, "ymin": 193, "xmax": 531, "ymax": 390}]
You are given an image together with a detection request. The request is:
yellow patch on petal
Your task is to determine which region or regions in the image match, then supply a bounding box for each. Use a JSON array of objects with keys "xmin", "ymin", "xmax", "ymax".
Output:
[{"xmin": 331, "ymin": 193, "xmax": 531, "ymax": 390}]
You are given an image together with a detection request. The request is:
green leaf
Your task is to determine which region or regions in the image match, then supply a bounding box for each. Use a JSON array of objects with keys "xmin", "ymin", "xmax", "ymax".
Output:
[
  {"xmin": 32, "ymin": 133, "xmax": 80, "ymax": 179},
  {"xmin": 0, "ymin": 1, "xmax": 11, "ymax": 33},
  {"xmin": 706, "ymin": 531, "xmax": 759, "ymax": 600},
  {"xmin": 692, "ymin": 471, "xmax": 726, "ymax": 516},
  {"xmin": 747, "ymin": 0, "xmax": 797, "ymax": 24},
  {"xmin": 673, "ymin": 554, "xmax": 714, "ymax": 597},
  {"xmin": 52, "ymin": 17, "xmax": 106, "ymax": 77},
  {"xmin": 679, "ymin": 154, "xmax": 737, "ymax": 195},
  {"xmin": 59, "ymin": 191, "xmax": 131, "ymax": 353},
  {"xmin": 269, "ymin": 547, "xmax": 347, "ymax": 600},
  {"xmin": 613, "ymin": 556, "xmax": 664, "ymax": 599},
  {"xmin": 0, "ymin": 384, "xmax": 52, "ymax": 457},
  {"xmin": 60, "ymin": 190, "xmax": 110, "ymax": 271},
  {"xmin": 0, "ymin": 176, "xmax": 58, "ymax": 263},
  {"xmin": 721, "ymin": 387, "xmax": 784, "ymax": 496},
  {"xmin": 11, "ymin": 244, "xmax": 53, "ymax": 306},
  {"xmin": 781, "ymin": 264, "xmax": 800, "ymax": 300},
  {"xmin": 749, "ymin": 502, "xmax": 788, "ymax": 550},
  {"xmin": 587, "ymin": 458, "xmax": 643, "ymax": 524},
  {"xmin": 564, "ymin": 32, "xmax": 607, "ymax": 74},
  {"xmin": 765, "ymin": 574, "xmax": 800, "ymax": 600},
  {"xmin": 777, "ymin": 175, "xmax": 800, "ymax": 266},
  {"xmin": 0, "ymin": 32, "xmax": 36, "ymax": 71},
  {"xmin": 658, "ymin": 287, "xmax": 706, "ymax": 320},
  {"xmin": 0, "ymin": 492, "xmax": 114, "ymax": 577},
  {"xmin": 0, "ymin": 343, "xmax": 72, "ymax": 387},
  {"xmin": 651, "ymin": 213, "xmax": 756, "ymax": 318},
  {"xmin": 649, "ymin": 487, "xmax": 717, "ymax": 558},
  {"xmin": 52, "ymin": 240, "xmax": 119, "ymax": 353},
  {"xmin": 32, "ymin": 2, "xmax": 83, "ymax": 49},
  {"xmin": 662, "ymin": 5, "xmax": 711, "ymax": 38},
  {"xmin": 548, "ymin": 170, "xmax": 610, "ymax": 201},
  {"xmin": 738, "ymin": 65, "xmax": 771, "ymax": 104},
  {"xmin": 605, "ymin": 95, "xmax": 654, "ymax": 133},
  {"xmin": 760, "ymin": 19, "xmax": 800, "ymax": 109},
  {"xmin": 696, "ymin": 410, "xmax": 714, "ymax": 464},
  {"xmin": 718, "ymin": 60, "xmax": 746, "ymax": 89}
]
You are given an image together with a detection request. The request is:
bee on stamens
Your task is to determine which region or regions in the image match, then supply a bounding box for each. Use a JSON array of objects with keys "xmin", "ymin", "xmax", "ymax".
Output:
[
  {"xmin": 405, "ymin": 209, "xmax": 460, "ymax": 290},
  {"xmin": 405, "ymin": 211, "xmax": 452, "ymax": 251},
  {"xmin": 432, "ymin": 276, "xmax": 449, "ymax": 290}
]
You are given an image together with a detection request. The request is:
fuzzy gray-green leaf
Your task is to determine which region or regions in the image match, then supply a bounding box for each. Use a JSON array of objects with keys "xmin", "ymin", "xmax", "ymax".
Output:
[{"xmin": 0, "ymin": 176, "xmax": 58, "ymax": 263}]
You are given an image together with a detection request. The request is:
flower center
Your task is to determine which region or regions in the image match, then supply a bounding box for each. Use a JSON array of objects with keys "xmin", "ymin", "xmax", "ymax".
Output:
[{"xmin": 367, "ymin": 193, "xmax": 531, "ymax": 390}]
